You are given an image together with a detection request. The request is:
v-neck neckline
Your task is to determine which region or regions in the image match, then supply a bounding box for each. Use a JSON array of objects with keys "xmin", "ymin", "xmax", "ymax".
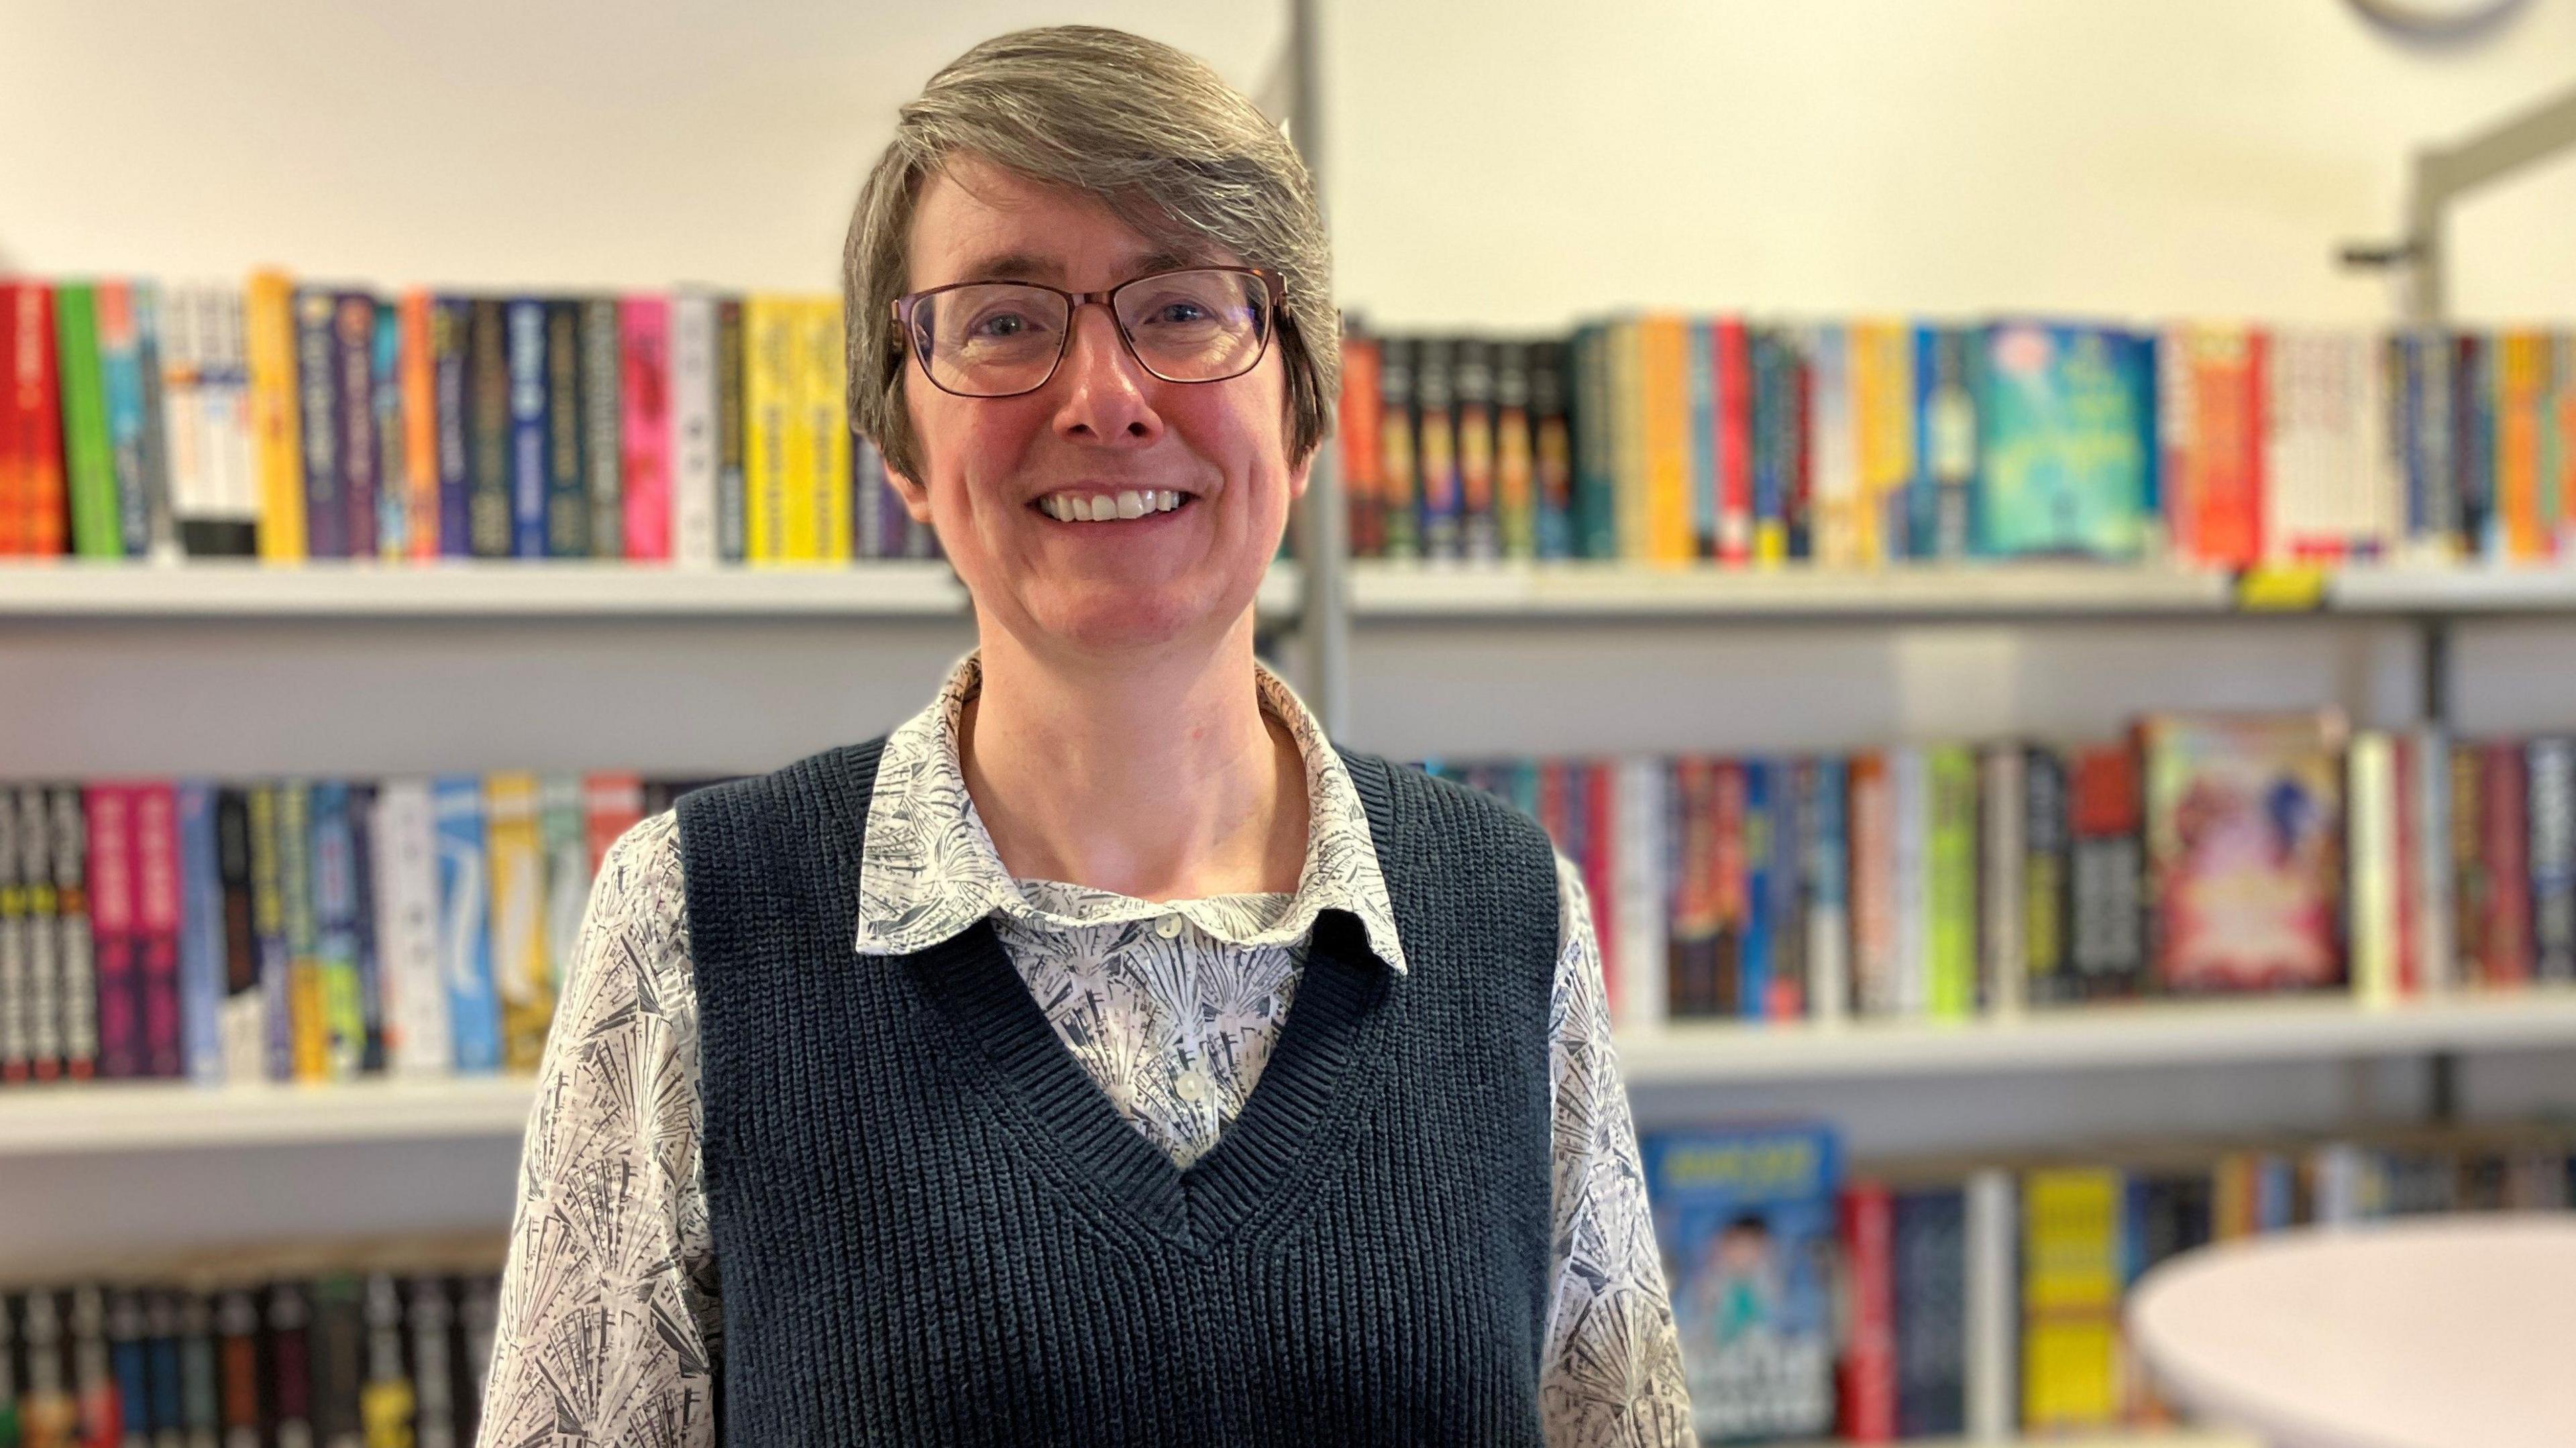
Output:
[{"xmin": 902, "ymin": 905, "xmax": 1395, "ymax": 1247}]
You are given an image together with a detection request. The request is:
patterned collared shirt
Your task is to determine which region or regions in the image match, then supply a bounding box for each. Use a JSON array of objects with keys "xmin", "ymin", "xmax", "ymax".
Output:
[{"xmin": 480, "ymin": 653, "xmax": 1691, "ymax": 1447}]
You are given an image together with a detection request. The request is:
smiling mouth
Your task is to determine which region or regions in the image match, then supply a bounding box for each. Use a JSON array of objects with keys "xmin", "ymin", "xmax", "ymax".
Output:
[{"xmin": 1032, "ymin": 489, "xmax": 1197, "ymax": 523}]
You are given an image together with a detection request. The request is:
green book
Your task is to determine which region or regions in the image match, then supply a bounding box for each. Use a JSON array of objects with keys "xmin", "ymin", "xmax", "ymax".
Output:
[
  {"xmin": 1927, "ymin": 744, "xmax": 1980, "ymax": 1019},
  {"xmin": 52, "ymin": 283, "xmax": 119, "ymax": 559}
]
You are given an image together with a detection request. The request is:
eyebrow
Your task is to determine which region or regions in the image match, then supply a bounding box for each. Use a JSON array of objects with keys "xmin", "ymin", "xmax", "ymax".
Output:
[{"xmin": 955, "ymin": 249, "xmax": 1203, "ymax": 287}]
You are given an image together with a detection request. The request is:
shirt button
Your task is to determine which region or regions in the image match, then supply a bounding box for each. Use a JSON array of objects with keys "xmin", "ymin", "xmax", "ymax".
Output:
[
  {"xmin": 1176, "ymin": 1072, "xmax": 1208, "ymax": 1102},
  {"xmin": 1155, "ymin": 913, "xmax": 1183, "ymax": 939}
]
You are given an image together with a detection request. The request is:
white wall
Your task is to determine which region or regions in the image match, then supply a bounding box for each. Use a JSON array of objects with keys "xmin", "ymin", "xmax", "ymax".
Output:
[{"xmin": 1325, "ymin": 0, "xmax": 2576, "ymax": 329}]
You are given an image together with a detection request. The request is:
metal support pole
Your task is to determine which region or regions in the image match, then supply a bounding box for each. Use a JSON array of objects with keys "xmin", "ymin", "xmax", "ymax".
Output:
[{"xmin": 1283, "ymin": 0, "xmax": 1351, "ymax": 739}]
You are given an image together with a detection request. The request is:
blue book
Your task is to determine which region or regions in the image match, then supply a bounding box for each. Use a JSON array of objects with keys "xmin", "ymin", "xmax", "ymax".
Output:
[
  {"xmin": 99, "ymin": 285, "xmax": 154, "ymax": 557},
  {"xmin": 433, "ymin": 296, "xmax": 475, "ymax": 557},
  {"xmin": 504, "ymin": 299, "xmax": 549, "ymax": 559},
  {"xmin": 292, "ymin": 287, "xmax": 347, "ymax": 557},
  {"xmin": 1740, "ymin": 760, "xmax": 1773, "ymax": 1020},
  {"xmin": 1643, "ymin": 1123, "xmax": 1842, "ymax": 1442},
  {"xmin": 1974, "ymin": 321, "xmax": 2156, "ymax": 559},
  {"xmin": 434, "ymin": 776, "xmax": 501, "ymax": 1072},
  {"xmin": 374, "ymin": 299, "xmax": 405, "ymax": 556},
  {"xmin": 311, "ymin": 782, "xmax": 363, "ymax": 1079},
  {"xmin": 1686, "ymin": 319, "xmax": 1717, "ymax": 557},
  {"xmin": 176, "ymin": 783, "xmax": 227, "ymax": 1084},
  {"xmin": 1914, "ymin": 325, "xmax": 1980, "ymax": 559}
]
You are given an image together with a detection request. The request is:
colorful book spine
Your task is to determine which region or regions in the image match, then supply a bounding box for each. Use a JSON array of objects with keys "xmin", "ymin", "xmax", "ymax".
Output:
[
  {"xmin": 214, "ymin": 786, "xmax": 264, "ymax": 1084},
  {"xmin": 485, "ymin": 774, "xmax": 548, "ymax": 1073},
  {"xmin": 2023, "ymin": 745, "xmax": 2072, "ymax": 1005},
  {"xmin": 292, "ymin": 288, "xmax": 344, "ymax": 557},
  {"xmin": 1529, "ymin": 341, "xmax": 1574, "ymax": 560},
  {"xmin": 246, "ymin": 783, "xmax": 292, "ymax": 1080},
  {"xmin": 1415, "ymin": 338, "xmax": 1460, "ymax": 560},
  {"xmin": 1638, "ymin": 316, "xmax": 1690, "ymax": 565},
  {"xmin": 432, "ymin": 777, "xmax": 499, "ymax": 1073},
  {"xmin": 2530, "ymin": 736, "xmax": 2575, "ymax": 984},
  {"xmin": 333, "ymin": 292, "xmax": 379, "ymax": 559},
  {"xmin": 503, "ymin": 300, "xmax": 549, "ymax": 559},
  {"xmin": 55, "ymin": 282, "xmax": 121, "ymax": 558},
  {"xmin": 0, "ymin": 789, "xmax": 26, "ymax": 1079},
  {"xmin": 1805, "ymin": 757, "xmax": 1851, "ymax": 1023},
  {"xmin": 466, "ymin": 298, "xmax": 513, "ymax": 557},
  {"xmin": 1927, "ymin": 744, "xmax": 1979, "ymax": 1019},
  {"xmin": 1841, "ymin": 1180, "xmax": 1899, "ymax": 1442},
  {"xmin": 618, "ymin": 296, "xmax": 672, "ymax": 561},
  {"xmin": 806, "ymin": 298, "xmax": 851, "ymax": 563},
  {"xmin": 1456, "ymin": 338, "xmax": 1499, "ymax": 562},
  {"xmin": 277, "ymin": 782, "xmax": 326, "ymax": 1081},
  {"xmin": 244, "ymin": 272, "xmax": 305, "ymax": 561},
  {"xmin": 85, "ymin": 785, "xmax": 140, "ymax": 1078},
  {"xmin": 1339, "ymin": 332, "xmax": 1384, "ymax": 558},
  {"xmin": 310, "ymin": 781, "xmax": 366, "ymax": 1080},
  {"xmin": 95, "ymin": 282, "xmax": 156, "ymax": 557},
  {"xmin": 1741, "ymin": 760, "xmax": 1775, "ymax": 1018},
  {"xmin": 1682, "ymin": 321, "xmax": 1717, "ymax": 559},
  {"xmin": 669, "ymin": 291, "xmax": 718, "ymax": 567},
  {"xmin": 2484, "ymin": 742, "xmax": 2531, "ymax": 985},
  {"xmin": 131, "ymin": 781, "xmax": 182, "ymax": 1078},
  {"xmin": 398, "ymin": 292, "xmax": 440, "ymax": 559},
  {"xmin": 1715, "ymin": 318, "xmax": 1754, "ymax": 564},
  {"xmin": 545, "ymin": 299, "xmax": 590, "ymax": 558},
  {"xmin": 743, "ymin": 296, "xmax": 793, "ymax": 565},
  {"xmin": 1980, "ymin": 744, "xmax": 2027, "ymax": 1016},
  {"xmin": 1849, "ymin": 751, "xmax": 1897, "ymax": 1016},
  {"xmin": 714, "ymin": 296, "xmax": 747, "ymax": 564},
  {"xmin": 13, "ymin": 284, "xmax": 70, "ymax": 556},
  {"xmin": 1379, "ymin": 335, "xmax": 1419, "ymax": 560},
  {"xmin": 371, "ymin": 780, "xmax": 449, "ymax": 1076},
  {"xmin": 578, "ymin": 297, "xmax": 621, "ymax": 559},
  {"xmin": 2019, "ymin": 1168, "xmax": 2124, "ymax": 1433},
  {"xmin": 583, "ymin": 773, "xmax": 645, "ymax": 873}
]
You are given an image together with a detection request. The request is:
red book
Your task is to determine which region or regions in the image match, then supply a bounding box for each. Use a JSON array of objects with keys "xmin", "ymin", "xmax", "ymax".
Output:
[
  {"xmin": 131, "ymin": 781, "xmax": 184, "ymax": 1077},
  {"xmin": 1582, "ymin": 763, "xmax": 1617, "ymax": 998},
  {"xmin": 620, "ymin": 296, "xmax": 672, "ymax": 560},
  {"xmin": 0, "ymin": 281, "xmax": 19, "ymax": 555},
  {"xmin": 2485, "ymin": 742, "xmax": 2532, "ymax": 985},
  {"xmin": 582, "ymin": 771, "xmax": 645, "ymax": 875},
  {"xmin": 2182, "ymin": 327, "xmax": 2266, "ymax": 568},
  {"xmin": 1715, "ymin": 320, "xmax": 1752, "ymax": 564},
  {"xmin": 1839, "ymin": 1180, "xmax": 1899, "ymax": 1442},
  {"xmin": 1339, "ymin": 335, "xmax": 1383, "ymax": 558},
  {"xmin": 85, "ymin": 785, "xmax": 140, "ymax": 1078},
  {"xmin": 11, "ymin": 282, "xmax": 66, "ymax": 556},
  {"xmin": 1711, "ymin": 761, "xmax": 1748, "ymax": 1017}
]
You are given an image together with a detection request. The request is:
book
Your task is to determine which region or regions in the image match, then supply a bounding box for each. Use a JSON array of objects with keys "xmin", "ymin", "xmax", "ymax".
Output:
[
  {"xmin": 465, "ymin": 298, "xmax": 513, "ymax": 558},
  {"xmin": 503, "ymin": 299, "xmax": 548, "ymax": 559},
  {"xmin": 1976, "ymin": 322, "xmax": 2156, "ymax": 559},
  {"xmin": 131, "ymin": 781, "xmax": 182, "ymax": 1078},
  {"xmin": 2068, "ymin": 744, "xmax": 2146, "ymax": 999},
  {"xmin": 372, "ymin": 780, "xmax": 450, "ymax": 1077},
  {"xmin": 1642, "ymin": 1123, "xmax": 1841, "ymax": 1442},
  {"xmin": 84, "ymin": 785, "xmax": 140, "ymax": 1079},
  {"xmin": 578, "ymin": 296, "xmax": 621, "ymax": 559},
  {"xmin": 485, "ymin": 774, "xmax": 548, "ymax": 1073},
  {"xmin": 432, "ymin": 777, "xmax": 500, "ymax": 1074},
  {"xmin": 619, "ymin": 294, "xmax": 668, "ymax": 562},
  {"xmin": 2139, "ymin": 712, "xmax": 2347, "ymax": 993},
  {"xmin": 669, "ymin": 290, "xmax": 720, "ymax": 567}
]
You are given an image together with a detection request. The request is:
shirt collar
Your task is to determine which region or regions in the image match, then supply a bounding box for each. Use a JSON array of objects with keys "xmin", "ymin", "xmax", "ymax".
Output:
[{"xmin": 852, "ymin": 650, "xmax": 1409, "ymax": 975}]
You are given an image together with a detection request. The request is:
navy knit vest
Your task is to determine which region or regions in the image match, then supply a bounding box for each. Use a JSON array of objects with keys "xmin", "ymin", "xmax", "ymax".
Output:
[{"xmin": 676, "ymin": 737, "xmax": 1560, "ymax": 1447}]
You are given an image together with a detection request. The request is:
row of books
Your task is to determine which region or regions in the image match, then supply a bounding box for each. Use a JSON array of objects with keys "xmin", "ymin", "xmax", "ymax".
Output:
[
  {"xmin": 0, "ymin": 1266, "xmax": 498, "ymax": 1448},
  {"xmin": 1646, "ymin": 1119, "xmax": 2575, "ymax": 1443},
  {"xmin": 1428, "ymin": 714, "xmax": 2576, "ymax": 1029},
  {"xmin": 1343, "ymin": 320, "xmax": 2576, "ymax": 571},
  {"xmin": 0, "ymin": 776, "xmax": 722, "ymax": 1087},
  {"xmin": 0, "ymin": 276, "xmax": 940, "ymax": 566}
]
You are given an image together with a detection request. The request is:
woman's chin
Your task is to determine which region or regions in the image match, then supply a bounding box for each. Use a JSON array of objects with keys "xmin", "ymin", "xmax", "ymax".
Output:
[{"xmin": 1022, "ymin": 575, "xmax": 1252, "ymax": 655}]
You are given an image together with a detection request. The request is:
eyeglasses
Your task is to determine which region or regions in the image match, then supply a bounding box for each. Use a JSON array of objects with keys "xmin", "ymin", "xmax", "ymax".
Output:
[{"xmin": 893, "ymin": 266, "xmax": 1285, "ymax": 400}]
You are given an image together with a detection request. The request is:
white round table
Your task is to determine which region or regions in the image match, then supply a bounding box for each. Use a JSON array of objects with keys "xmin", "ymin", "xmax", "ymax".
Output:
[{"xmin": 2128, "ymin": 1214, "xmax": 2576, "ymax": 1448}]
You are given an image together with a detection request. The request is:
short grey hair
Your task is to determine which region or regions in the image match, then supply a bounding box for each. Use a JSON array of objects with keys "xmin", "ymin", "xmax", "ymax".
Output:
[{"xmin": 843, "ymin": 25, "xmax": 1338, "ymax": 483}]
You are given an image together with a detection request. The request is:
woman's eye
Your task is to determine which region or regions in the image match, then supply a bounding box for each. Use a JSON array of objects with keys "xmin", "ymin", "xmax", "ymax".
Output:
[
  {"xmin": 1151, "ymin": 302, "xmax": 1210, "ymax": 325},
  {"xmin": 969, "ymin": 311, "xmax": 1033, "ymax": 339}
]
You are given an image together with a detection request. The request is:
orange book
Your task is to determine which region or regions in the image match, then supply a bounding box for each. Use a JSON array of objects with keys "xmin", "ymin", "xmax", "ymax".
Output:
[
  {"xmin": 2498, "ymin": 331, "xmax": 2547, "ymax": 561},
  {"xmin": 397, "ymin": 291, "xmax": 439, "ymax": 559},
  {"xmin": 12, "ymin": 283, "xmax": 68, "ymax": 556},
  {"xmin": 1638, "ymin": 314, "xmax": 1692, "ymax": 565},
  {"xmin": 2184, "ymin": 325, "xmax": 2264, "ymax": 568},
  {"xmin": 244, "ymin": 270, "xmax": 306, "ymax": 562},
  {"xmin": 1338, "ymin": 335, "xmax": 1383, "ymax": 557},
  {"xmin": 1850, "ymin": 321, "xmax": 1911, "ymax": 565},
  {"xmin": 2555, "ymin": 335, "xmax": 2576, "ymax": 555}
]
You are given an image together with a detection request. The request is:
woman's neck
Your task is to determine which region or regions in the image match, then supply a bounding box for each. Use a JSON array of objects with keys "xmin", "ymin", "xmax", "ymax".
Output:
[{"xmin": 959, "ymin": 613, "xmax": 1308, "ymax": 901}]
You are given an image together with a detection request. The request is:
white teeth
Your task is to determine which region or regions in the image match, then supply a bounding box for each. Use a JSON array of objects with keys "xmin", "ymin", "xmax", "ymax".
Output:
[
  {"xmin": 1155, "ymin": 490, "xmax": 1178, "ymax": 512},
  {"xmin": 1040, "ymin": 490, "xmax": 1187, "ymax": 521},
  {"xmin": 1116, "ymin": 490, "xmax": 1146, "ymax": 519}
]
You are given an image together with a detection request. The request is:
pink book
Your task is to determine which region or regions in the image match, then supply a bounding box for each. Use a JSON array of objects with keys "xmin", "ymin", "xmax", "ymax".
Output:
[
  {"xmin": 131, "ymin": 781, "xmax": 184, "ymax": 1077},
  {"xmin": 620, "ymin": 296, "xmax": 672, "ymax": 560},
  {"xmin": 85, "ymin": 785, "xmax": 140, "ymax": 1078}
]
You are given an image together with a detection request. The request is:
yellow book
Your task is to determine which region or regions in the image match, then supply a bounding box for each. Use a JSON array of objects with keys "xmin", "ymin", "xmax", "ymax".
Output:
[
  {"xmin": 1852, "ymin": 320, "xmax": 1915, "ymax": 566},
  {"xmin": 2021, "ymin": 1167, "xmax": 2125, "ymax": 1432},
  {"xmin": 808, "ymin": 298, "xmax": 852, "ymax": 564},
  {"xmin": 776, "ymin": 296, "xmax": 822, "ymax": 563},
  {"xmin": 244, "ymin": 270, "xmax": 307, "ymax": 562},
  {"xmin": 1606, "ymin": 319, "xmax": 1647, "ymax": 563},
  {"xmin": 1638, "ymin": 314, "xmax": 1693, "ymax": 566},
  {"xmin": 276, "ymin": 783, "xmax": 327, "ymax": 1082},
  {"xmin": 742, "ymin": 296, "xmax": 796, "ymax": 565},
  {"xmin": 2500, "ymin": 331, "xmax": 2545, "ymax": 562},
  {"xmin": 485, "ymin": 773, "xmax": 550, "ymax": 1072}
]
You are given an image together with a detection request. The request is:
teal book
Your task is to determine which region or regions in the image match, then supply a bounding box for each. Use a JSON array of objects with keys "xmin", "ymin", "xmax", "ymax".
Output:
[{"xmin": 1975, "ymin": 321, "xmax": 2157, "ymax": 559}]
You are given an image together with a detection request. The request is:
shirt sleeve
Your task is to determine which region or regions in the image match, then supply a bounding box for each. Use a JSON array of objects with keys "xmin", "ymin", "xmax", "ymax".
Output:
[
  {"xmin": 478, "ymin": 810, "xmax": 720, "ymax": 1448},
  {"xmin": 1538, "ymin": 850, "xmax": 1695, "ymax": 1448}
]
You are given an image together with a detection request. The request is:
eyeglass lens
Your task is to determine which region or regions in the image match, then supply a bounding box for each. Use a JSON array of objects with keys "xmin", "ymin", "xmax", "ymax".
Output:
[{"xmin": 912, "ymin": 269, "xmax": 1271, "ymax": 397}]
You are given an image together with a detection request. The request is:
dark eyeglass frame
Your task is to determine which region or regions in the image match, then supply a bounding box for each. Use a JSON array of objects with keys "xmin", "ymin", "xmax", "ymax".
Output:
[{"xmin": 892, "ymin": 265, "xmax": 1287, "ymax": 399}]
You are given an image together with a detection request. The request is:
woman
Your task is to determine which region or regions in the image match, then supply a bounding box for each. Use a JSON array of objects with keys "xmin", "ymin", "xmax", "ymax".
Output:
[{"xmin": 480, "ymin": 25, "xmax": 1690, "ymax": 1447}]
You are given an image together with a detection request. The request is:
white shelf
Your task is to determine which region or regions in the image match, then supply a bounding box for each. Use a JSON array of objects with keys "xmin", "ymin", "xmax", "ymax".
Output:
[
  {"xmin": 1616, "ymin": 987, "xmax": 2576, "ymax": 1084},
  {"xmin": 2330, "ymin": 561, "xmax": 2576, "ymax": 615},
  {"xmin": 1350, "ymin": 560, "xmax": 2234, "ymax": 620},
  {"xmin": 0, "ymin": 557, "xmax": 1308, "ymax": 622},
  {"xmin": 0, "ymin": 1075, "xmax": 536, "ymax": 1155},
  {"xmin": 5, "ymin": 990, "xmax": 2571, "ymax": 1154}
]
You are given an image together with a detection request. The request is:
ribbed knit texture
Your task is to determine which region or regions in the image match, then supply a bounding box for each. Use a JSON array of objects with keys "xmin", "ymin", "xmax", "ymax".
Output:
[{"xmin": 676, "ymin": 737, "xmax": 1560, "ymax": 1447}]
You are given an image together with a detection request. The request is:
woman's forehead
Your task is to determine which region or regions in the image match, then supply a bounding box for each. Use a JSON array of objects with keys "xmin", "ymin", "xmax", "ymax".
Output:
[{"xmin": 906, "ymin": 157, "xmax": 1240, "ymax": 290}]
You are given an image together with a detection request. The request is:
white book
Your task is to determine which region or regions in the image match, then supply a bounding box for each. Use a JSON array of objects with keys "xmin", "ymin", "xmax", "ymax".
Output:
[
  {"xmin": 1964, "ymin": 1168, "xmax": 2018, "ymax": 1441},
  {"xmin": 203, "ymin": 286, "xmax": 261, "ymax": 534},
  {"xmin": 1809, "ymin": 323, "xmax": 1858, "ymax": 569},
  {"xmin": 2349, "ymin": 731, "xmax": 2398, "ymax": 1007},
  {"xmin": 1980, "ymin": 744, "xmax": 2026, "ymax": 1017},
  {"xmin": 1890, "ymin": 745, "xmax": 1928, "ymax": 1019},
  {"xmin": 1803, "ymin": 761, "xmax": 1850, "ymax": 1024},
  {"xmin": 2412, "ymin": 724, "xmax": 2455, "ymax": 995},
  {"xmin": 669, "ymin": 291, "xmax": 720, "ymax": 567},
  {"xmin": 1611, "ymin": 757, "xmax": 1668, "ymax": 1034},
  {"xmin": 372, "ymin": 780, "xmax": 451, "ymax": 1077},
  {"xmin": 156, "ymin": 283, "xmax": 211, "ymax": 545}
]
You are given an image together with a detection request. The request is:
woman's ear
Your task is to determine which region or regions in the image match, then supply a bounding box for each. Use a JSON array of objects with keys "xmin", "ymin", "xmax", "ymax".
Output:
[
  {"xmin": 1287, "ymin": 447, "xmax": 1314, "ymax": 503},
  {"xmin": 882, "ymin": 451, "xmax": 935, "ymax": 524}
]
